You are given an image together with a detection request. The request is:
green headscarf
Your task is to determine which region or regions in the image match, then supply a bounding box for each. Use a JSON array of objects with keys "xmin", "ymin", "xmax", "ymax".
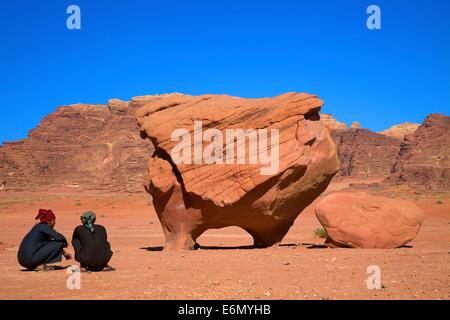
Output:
[{"xmin": 81, "ymin": 211, "xmax": 96, "ymax": 233}]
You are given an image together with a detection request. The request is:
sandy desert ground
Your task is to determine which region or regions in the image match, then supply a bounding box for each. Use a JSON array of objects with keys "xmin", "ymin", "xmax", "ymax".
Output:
[{"xmin": 0, "ymin": 180, "xmax": 449, "ymax": 300}]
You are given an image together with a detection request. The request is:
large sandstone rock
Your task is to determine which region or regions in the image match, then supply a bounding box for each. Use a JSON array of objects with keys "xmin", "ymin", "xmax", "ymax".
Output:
[
  {"xmin": 315, "ymin": 192, "xmax": 425, "ymax": 248},
  {"xmin": 388, "ymin": 114, "xmax": 450, "ymax": 191},
  {"xmin": 379, "ymin": 122, "xmax": 420, "ymax": 140},
  {"xmin": 136, "ymin": 92, "xmax": 339, "ymax": 250}
]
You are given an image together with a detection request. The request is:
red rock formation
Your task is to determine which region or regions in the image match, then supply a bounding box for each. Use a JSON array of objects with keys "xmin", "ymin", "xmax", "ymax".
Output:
[
  {"xmin": 0, "ymin": 91, "xmax": 446, "ymax": 197},
  {"xmin": 379, "ymin": 122, "xmax": 420, "ymax": 140},
  {"xmin": 0, "ymin": 100, "xmax": 154, "ymax": 193},
  {"xmin": 330, "ymin": 128, "xmax": 402, "ymax": 178},
  {"xmin": 315, "ymin": 192, "xmax": 425, "ymax": 248},
  {"xmin": 136, "ymin": 93, "xmax": 339, "ymax": 250},
  {"xmin": 320, "ymin": 114, "xmax": 347, "ymax": 130},
  {"xmin": 388, "ymin": 114, "xmax": 450, "ymax": 190}
]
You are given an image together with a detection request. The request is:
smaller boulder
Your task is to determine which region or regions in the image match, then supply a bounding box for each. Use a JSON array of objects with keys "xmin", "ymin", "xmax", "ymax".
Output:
[{"xmin": 315, "ymin": 192, "xmax": 425, "ymax": 248}]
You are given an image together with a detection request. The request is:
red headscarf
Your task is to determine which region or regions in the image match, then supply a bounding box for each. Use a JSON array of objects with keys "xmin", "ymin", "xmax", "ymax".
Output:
[{"xmin": 35, "ymin": 209, "xmax": 56, "ymax": 223}]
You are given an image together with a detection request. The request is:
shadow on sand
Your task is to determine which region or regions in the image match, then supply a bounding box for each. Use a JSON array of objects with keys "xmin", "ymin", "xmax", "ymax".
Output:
[
  {"xmin": 140, "ymin": 246, "xmax": 164, "ymax": 251},
  {"xmin": 140, "ymin": 244, "xmax": 257, "ymax": 251},
  {"xmin": 140, "ymin": 242, "xmax": 334, "ymax": 251},
  {"xmin": 20, "ymin": 265, "xmax": 69, "ymax": 272}
]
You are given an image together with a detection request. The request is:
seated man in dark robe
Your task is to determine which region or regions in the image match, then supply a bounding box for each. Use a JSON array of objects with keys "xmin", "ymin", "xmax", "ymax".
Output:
[
  {"xmin": 18, "ymin": 209, "xmax": 72, "ymax": 271},
  {"xmin": 72, "ymin": 211, "xmax": 114, "ymax": 272}
]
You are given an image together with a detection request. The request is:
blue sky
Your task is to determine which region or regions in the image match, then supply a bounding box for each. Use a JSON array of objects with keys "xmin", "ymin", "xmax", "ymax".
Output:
[{"xmin": 1, "ymin": 0, "xmax": 449, "ymax": 143}]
